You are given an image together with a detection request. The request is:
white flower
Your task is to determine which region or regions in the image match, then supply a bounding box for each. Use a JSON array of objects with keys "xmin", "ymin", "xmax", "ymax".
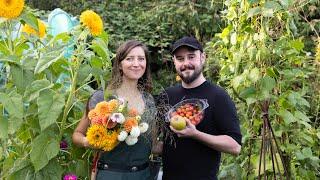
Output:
[
  {"xmin": 117, "ymin": 131, "xmax": 128, "ymax": 141},
  {"xmin": 117, "ymin": 98, "xmax": 126, "ymax": 105},
  {"xmin": 139, "ymin": 122, "xmax": 149, "ymax": 133},
  {"xmin": 110, "ymin": 113, "xmax": 125, "ymax": 124},
  {"xmin": 125, "ymin": 135, "xmax": 138, "ymax": 146},
  {"xmin": 118, "ymin": 105, "xmax": 125, "ymax": 112},
  {"xmin": 136, "ymin": 115, "xmax": 141, "ymax": 121},
  {"xmin": 130, "ymin": 126, "xmax": 140, "ymax": 137}
]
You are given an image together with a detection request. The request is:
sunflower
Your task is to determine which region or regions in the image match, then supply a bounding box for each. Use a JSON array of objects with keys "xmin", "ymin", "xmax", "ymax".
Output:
[
  {"xmin": 0, "ymin": 0, "xmax": 24, "ymax": 19},
  {"xmin": 123, "ymin": 118, "xmax": 138, "ymax": 132},
  {"xmin": 102, "ymin": 129, "xmax": 119, "ymax": 151},
  {"xmin": 22, "ymin": 19, "xmax": 46, "ymax": 38},
  {"xmin": 80, "ymin": 10, "xmax": 103, "ymax": 36},
  {"xmin": 86, "ymin": 125, "xmax": 107, "ymax": 148}
]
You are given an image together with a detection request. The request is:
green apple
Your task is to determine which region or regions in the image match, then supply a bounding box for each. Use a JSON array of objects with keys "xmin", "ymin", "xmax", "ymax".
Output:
[{"xmin": 170, "ymin": 115, "xmax": 187, "ymax": 130}]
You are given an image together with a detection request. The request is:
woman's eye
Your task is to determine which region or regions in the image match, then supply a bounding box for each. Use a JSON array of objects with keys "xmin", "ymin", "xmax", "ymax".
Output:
[
  {"xmin": 138, "ymin": 58, "xmax": 145, "ymax": 61},
  {"xmin": 126, "ymin": 57, "xmax": 133, "ymax": 61}
]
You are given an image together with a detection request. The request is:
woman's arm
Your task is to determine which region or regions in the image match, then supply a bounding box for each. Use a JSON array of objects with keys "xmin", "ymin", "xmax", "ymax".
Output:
[{"xmin": 72, "ymin": 114, "xmax": 90, "ymax": 147}]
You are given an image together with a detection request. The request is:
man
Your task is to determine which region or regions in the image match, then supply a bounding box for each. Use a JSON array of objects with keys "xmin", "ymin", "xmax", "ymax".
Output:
[{"xmin": 161, "ymin": 36, "xmax": 242, "ymax": 180}]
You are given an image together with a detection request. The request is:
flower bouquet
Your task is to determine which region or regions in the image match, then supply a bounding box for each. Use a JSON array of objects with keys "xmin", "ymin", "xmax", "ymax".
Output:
[
  {"xmin": 166, "ymin": 99, "xmax": 209, "ymax": 126},
  {"xmin": 86, "ymin": 98, "xmax": 149, "ymax": 151}
]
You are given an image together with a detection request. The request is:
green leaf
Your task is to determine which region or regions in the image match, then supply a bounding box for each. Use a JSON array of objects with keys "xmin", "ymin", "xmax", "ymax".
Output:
[
  {"xmin": 34, "ymin": 48, "xmax": 65, "ymax": 74},
  {"xmin": 248, "ymin": 7, "xmax": 261, "ymax": 18},
  {"xmin": 0, "ymin": 92, "xmax": 24, "ymax": 134},
  {"xmin": 77, "ymin": 64, "xmax": 92, "ymax": 84},
  {"xmin": 75, "ymin": 159, "xmax": 89, "ymax": 177},
  {"xmin": 260, "ymin": 76, "xmax": 276, "ymax": 92},
  {"xmin": 239, "ymin": 86, "xmax": 256, "ymax": 99},
  {"xmin": 34, "ymin": 159, "xmax": 63, "ymax": 180},
  {"xmin": 264, "ymin": 1, "xmax": 282, "ymax": 11},
  {"xmin": 0, "ymin": 104, "xmax": 8, "ymax": 139},
  {"xmin": 8, "ymin": 159, "xmax": 34, "ymax": 180},
  {"xmin": 248, "ymin": 68, "xmax": 260, "ymax": 82},
  {"xmin": 24, "ymin": 79, "xmax": 53, "ymax": 102},
  {"xmin": 290, "ymin": 40, "xmax": 304, "ymax": 52},
  {"xmin": 266, "ymin": 67, "xmax": 278, "ymax": 78},
  {"xmin": 37, "ymin": 89, "xmax": 65, "ymax": 131},
  {"xmin": 0, "ymin": 41, "xmax": 10, "ymax": 55},
  {"xmin": 20, "ymin": 11, "xmax": 39, "ymax": 31},
  {"xmin": 278, "ymin": 109, "xmax": 296, "ymax": 125},
  {"xmin": 91, "ymin": 38, "xmax": 109, "ymax": 59},
  {"xmin": 294, "ymin": 111, "xmax": 310, "ymax": 122},
  {"xmin": 30, "ymin": 132, "xmax": 59, "ymax": 171},
  {"xmin": 11, "ymin": 64, "xmax": 34, "ymax": 94}
]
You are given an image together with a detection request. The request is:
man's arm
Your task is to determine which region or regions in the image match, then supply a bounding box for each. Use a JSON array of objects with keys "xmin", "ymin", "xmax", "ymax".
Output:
[{"xmin": 170, "ymin": 119, "xmax": 241, "ymax": 155}]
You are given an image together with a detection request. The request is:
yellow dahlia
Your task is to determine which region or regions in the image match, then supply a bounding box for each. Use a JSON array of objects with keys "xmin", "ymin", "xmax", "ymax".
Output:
[
  {"xmin": 80, "ymin": 10, "xmax": 103, "ymax": 36},
  {"xmin": 22, "ymin": 19, "xmax": 46, "ymax": 38},
  {"xmin": 102, "ymin": 129, "xmax": 119, "ymax": 151},
  {"xmin": 86, "ymin": 125, "xmax": 107, "ymax": 148},
  {"xmin": 0, "ymin": 0, "xmax": 24, "ymax": 19},
  {"xmin": 316, "ymin": 39, "xmax": 320, "ymax": 62}
]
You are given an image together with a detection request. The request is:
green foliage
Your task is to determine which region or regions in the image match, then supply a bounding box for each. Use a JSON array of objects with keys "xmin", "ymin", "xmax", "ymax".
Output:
[
  {"xmin": 0, "ymin": 8, "xmax": 112, "ymax": 179},
  {"xmin": 206, "ymin": 0, "xmax": 320, "ymax": 179}
]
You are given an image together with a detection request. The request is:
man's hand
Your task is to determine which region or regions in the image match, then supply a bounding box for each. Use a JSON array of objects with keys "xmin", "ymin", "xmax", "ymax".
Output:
[{"xmin": 170, "ymin": 119, "xmax": 199, "ymax": 138}]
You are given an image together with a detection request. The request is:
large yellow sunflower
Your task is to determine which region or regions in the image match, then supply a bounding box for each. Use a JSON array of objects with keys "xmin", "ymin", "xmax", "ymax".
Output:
[
  {"xmin": 22, "ymin": 19, "xmax": 46, "ymax": 38},
  {"xmin": 86, "ymin": 125, "xmax": 107, "ymax": 148},
  {"xmin": 102, "ymin": 129, "xmax": 119, "ymax": 151},
  {"xmin": 80, "ymin": 10, "xmax": 103, "ymax": 36},
  {"xmin": 0, "ymin": 0, "xmax": 24, "ymax": 19}
]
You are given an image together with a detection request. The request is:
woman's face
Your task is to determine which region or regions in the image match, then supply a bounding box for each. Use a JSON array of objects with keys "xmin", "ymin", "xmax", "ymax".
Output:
[{"xmin": 120, "ymin": 46, "xmax": 147, "ymax": 81}]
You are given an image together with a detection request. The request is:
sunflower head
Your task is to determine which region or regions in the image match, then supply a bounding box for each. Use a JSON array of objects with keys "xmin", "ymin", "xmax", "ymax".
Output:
[
  {"xmin": 0, "ymin": 0, "xmax": 24, "ymax": 19},
  {"xmin": 22, "ymin": 19, "xmax": 46, "ymax": 38},
  {"xmin": 102, "ymin": 129, "xmax": 119, "ymax": 151},
  {"xmin": 86, "ymin": 125, "xmax": 107, "ymax": 148},
  {"xmin": 80, "ymin": 10, "xmax": 103, "ymax": 36}
]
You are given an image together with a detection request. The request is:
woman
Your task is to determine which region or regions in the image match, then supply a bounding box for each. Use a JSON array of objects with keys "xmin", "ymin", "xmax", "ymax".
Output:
[{"xmin": 72, "ymin": 40, "xmax": 156, "ymax": 180}]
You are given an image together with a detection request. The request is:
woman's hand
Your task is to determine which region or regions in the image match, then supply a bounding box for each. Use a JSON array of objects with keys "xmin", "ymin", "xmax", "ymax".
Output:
[{"xmin": 82, "ymin": 136, "xmax": 90, "ymax": 147}]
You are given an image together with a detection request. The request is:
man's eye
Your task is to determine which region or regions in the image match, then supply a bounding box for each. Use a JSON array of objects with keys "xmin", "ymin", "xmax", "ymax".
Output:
[{"xmin": 189, "ymin": 55, "xmax": 195, "ymax": 60}]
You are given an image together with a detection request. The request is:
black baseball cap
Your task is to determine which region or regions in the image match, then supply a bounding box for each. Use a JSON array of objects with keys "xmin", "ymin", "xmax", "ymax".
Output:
[{"xmin": 171, "ymin": 36, "xmax": 203, "ymax": 54}]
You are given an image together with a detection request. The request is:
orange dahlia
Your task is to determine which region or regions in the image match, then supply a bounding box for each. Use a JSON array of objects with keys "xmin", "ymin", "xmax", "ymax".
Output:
[{"xmin": 123, "ymin": 118, "xmax": 138, "ymax": 132}]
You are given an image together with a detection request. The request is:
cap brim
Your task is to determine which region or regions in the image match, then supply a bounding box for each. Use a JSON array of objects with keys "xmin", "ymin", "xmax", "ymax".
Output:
[{"xmin": 171, "ymin": 43, "xmax": 200, "ymax": 54}]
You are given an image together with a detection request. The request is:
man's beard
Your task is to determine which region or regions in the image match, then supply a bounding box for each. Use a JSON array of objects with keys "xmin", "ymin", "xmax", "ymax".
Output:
[{"xmin": 177, "ymin": 64, "xmax": 202, "ymax": 84}]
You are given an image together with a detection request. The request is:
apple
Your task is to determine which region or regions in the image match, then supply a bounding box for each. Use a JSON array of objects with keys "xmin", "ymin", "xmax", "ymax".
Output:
[{"xmin": 170, "ymin": 115, "xmax": 187, "ymax": 130}]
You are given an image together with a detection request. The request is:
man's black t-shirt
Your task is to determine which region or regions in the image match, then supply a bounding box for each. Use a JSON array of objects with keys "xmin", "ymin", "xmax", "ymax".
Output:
[{"xmin": 162, "ymin": 81, "xmax": 242, "ymax": 180}]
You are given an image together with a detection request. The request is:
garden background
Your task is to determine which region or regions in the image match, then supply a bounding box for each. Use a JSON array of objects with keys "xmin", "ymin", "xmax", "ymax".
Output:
[{"xmin": 0, "ymin": 0, "xmax": 319, "ymax": 179}]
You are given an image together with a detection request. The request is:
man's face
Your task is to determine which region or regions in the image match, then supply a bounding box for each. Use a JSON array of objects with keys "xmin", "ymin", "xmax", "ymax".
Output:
[{"xmin": 173, "ymin": 47, "xmax": 205, "ymax": 84}]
